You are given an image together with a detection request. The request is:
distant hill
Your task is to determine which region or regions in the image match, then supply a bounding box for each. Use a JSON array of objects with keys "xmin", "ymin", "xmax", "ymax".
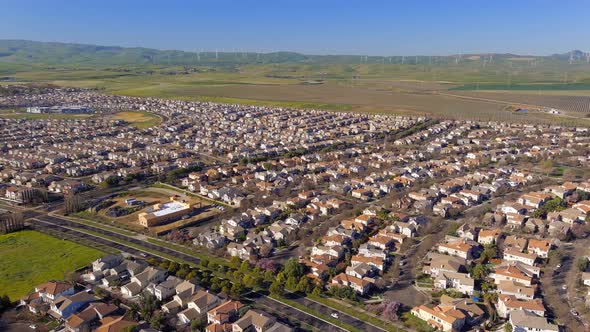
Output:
[
  {"xmin": 0, "ymin": 40, "xmax": 309, "ymax": 66},
  {"xmin": 0, "ymin": 39, "xmax": 588, "ymax": 67}
]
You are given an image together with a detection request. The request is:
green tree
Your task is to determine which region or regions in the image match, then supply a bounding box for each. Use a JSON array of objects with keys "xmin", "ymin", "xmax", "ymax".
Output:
[
  {"xmin": 231, "ymin": 282, "xmax": 245, "ymax": 298},
  {"xmin": 149, "ymin": 311, "xmax": 165, "ymax": 330},
  {"xmin": 128, "ymin": 303, "xmax": 140, "ymax": 320},
  {"xmin": 139, "ymin": 293, "xmax": 159, "ymax": 320},
  {"xmin": 269, "ymin": 279, "xmax": 285, "ymax": 297},
  {"xmin": 191, "ymin": 318, "xmax": 206, "ymax": 332},
  {"xmin": 286, "ymin": 276, "xmax": 299, "ymax": 290},
  {"xmin": 470, "ymin": 263, "xmax": 490, "ymax": 281},
  {"xmin": 504, "ymin": 323, "xmax": 513, "ymax": 332},
  {"xmin": 229, "ymin": 256, "xmax": 241, "ymax": 269},
  {"xmin": 239, "ymin": 261, "xmax": 251, "ymax": 273},
  {"xmin": 283, "ymin": 258, "xmax": 304, "ymax": 280},
  {"xmin": 0, "ymin": 294, "xmax": 12, "ymax": 313},
  {"xmin": 186, "ymin": 270, "xmax": 198, "ymax": 280},
  {"xmin": 541, "ymin": 160, "xmax": 554, "ymax": 176},
  {"xmin": 167, "ymin": 261, "xmax": 179, "ymax": 273},
  {"xmin": 296, "ymin": 276, "xmax": 311, "ymax": 294},
  {"xmin": 481, "ymin": 244, "xmax": 497, "ymax": 261},
  {"xmin": 200, "ymin": 258, "xmax": 210, "ymax": 268},
  {"xmin": 311, "ymin": 286, "xmax": 322, "ymax": 296},
  {"xmin": 578, "ymin": 257, "xmax": 589, "ymax": 272},
  {"xmin": 176, "ymin": 267, "xmax": 190, "ymax": 279}
]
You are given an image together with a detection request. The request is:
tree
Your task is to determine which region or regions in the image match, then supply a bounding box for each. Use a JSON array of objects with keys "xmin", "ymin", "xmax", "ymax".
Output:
[
  {"xmin": 504, "ymin": 323, "xmax": 513, "ymax": 332},
  {"xmin": 481, "ymin": 244, "xmax": 497, "ymax": 261},
  {"xmin": 311, "ymin": 286, "xmax": 322, "ymax": 296},
  {"xmin": 269, "ymin": 279, "xmax": 285, "ymax": 297},
  {"xmin": 103, "ymin": 175, "xmax": 120, "ymax": 187},
  {"xmin": 541, "ymin": 159, "xmax": 554, "ymax": 176},
  {"xmin": 128, "ymin": 303, "xmax": 140, "ymax": 320},
  {"xmin": 283, "ymin": 258, "xmax": 304, "ymax": 280},
  {"xmin": 176, "ymin": 267, "xmax": 190, "ymax": 279},
  {"xmin": 578, "ymin": 257, "xmax": 589, "ymax": 272},
  {"xmin": 200, "ymin": 258, "xmax": 210, "ymax": 268},
  {"xmin": 191, "ymin": 318, "xmax": 206, "ymax": 332},
  {"xmin": 0, "ymin": 294, "xmax": 12, "ymax": 313},
  {"xmin": 138, "ymin": 293, "xmax": 159, "ymax": 320},
  {"xmin": 470, "ymin": 263, "xmax": 490, "ymax": 281},
  {"xmin": 286, "ymin": 276, "xmax": 299, "ymax": 291},
  {"xmin": 94, "ymin": 287, "xmax": 104, "ymax": 297},
  {"xmin": 167, "ymin": 261, "xmax": 179, "ymax": 274},
  {"xmin": 149, "ymin": 311, "xmax": 165, "ymax": 330},
  {"xmin": 64, "ymin": 194, "xmax": 84, "ymax": 214},
  {"xmin": 239, "ymin": 261, "xmax": 251, "ymax": 273},
  {"xmin": 296, "ymin": 276, "xmax": 311, "ymax": 294},
  {"xmin": 231, "ymin": 282, "xmax": 245, "ymax": 298}
]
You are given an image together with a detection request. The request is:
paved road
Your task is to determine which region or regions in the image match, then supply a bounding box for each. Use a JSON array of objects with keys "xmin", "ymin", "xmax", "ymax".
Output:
[
  {"xmin": 246, "ymin": 292, "xmax": 346, "ymax": 332},
  {"xmin": 542, "ymin": 242, "xmax": 587, "ymax": 331},
  {"xmin": 279, "ymin": 292, "xmax": 386, "ymax": 332},
  {"xmin": 28, "ymin": 212, "xmax": 386, "ymax": 332}
]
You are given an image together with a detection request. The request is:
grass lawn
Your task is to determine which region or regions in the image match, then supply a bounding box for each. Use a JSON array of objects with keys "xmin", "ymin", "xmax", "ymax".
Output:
[
  {"xmin": 0, "ymin": 230, "xmax": 103, "ymax": 301},
  {"xmin": 111, "ymin": 111, "xmax": 161, "ymax": 128},
  {"xmin": 0, "ymin": 111, "xmax": 93, "ymax": 120}
]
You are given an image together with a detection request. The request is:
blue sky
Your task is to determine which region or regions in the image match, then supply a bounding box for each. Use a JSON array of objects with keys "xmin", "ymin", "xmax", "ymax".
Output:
[{"xmin": 1, "ymin": 0, "xmax": 588, "ymax": 55}]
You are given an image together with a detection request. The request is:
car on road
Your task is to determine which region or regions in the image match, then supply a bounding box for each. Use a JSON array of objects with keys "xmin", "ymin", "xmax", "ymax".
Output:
[
  {"xmin": 139, "ymin": 252, "xmax": 147, "ymax": 257},
  {"xmin": 331, "ymin": 313, "xmax": 339, "ymax": 319},
  {"xmin": 556, "ymin": 264, "xmax": 561, "ymax": 269},
  {"xmin": 571, "ymin": 309, "xmax": 579, "ymax": 316},
  {"xmin": 562, "ymin": 285, "xmax": 567, "ymax": 290}
]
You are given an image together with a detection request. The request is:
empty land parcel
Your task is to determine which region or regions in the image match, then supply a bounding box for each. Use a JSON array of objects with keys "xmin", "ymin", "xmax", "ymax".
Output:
[{"xmin": 0, "ymin": 230, "xmax": 103, "ymax": 301}]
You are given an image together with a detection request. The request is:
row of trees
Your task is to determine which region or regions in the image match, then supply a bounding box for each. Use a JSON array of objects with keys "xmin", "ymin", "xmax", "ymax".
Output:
[
  {"xmin": 0, "ymin": 294, "xmax": 12, "ymax": 314},
  {"xmin": 0, "ymin": 211, "xmax": 24, "ymax": 234}
]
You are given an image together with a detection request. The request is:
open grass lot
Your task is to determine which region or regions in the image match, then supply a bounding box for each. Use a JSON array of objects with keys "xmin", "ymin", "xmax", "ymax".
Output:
[
  {"xmin": 111, "ymin": 111, "xmax": 161, "ymax": 128},
  {"xmin": 0, "ymin": 109, "xmax": 94, "ymax": 119},
  {"xmin": 0, "ymin": 230, "xmax": 103, "ymax": 301}
]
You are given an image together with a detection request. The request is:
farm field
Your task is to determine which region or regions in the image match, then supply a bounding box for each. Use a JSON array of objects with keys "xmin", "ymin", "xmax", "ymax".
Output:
[
  {"xmin": 446, "ymin": 90, "xmax": 590, "ymax": 116},
  {"xmin": 0, "ymin": 230, "xmax": 103, "ymax": 301},
  {"xmin": 111, "ymin": 111, "xmax": 162, "ymax": 128},
  {"xmin": 3, "ymin": 59, "xmax": 590, "ymax": 126}
]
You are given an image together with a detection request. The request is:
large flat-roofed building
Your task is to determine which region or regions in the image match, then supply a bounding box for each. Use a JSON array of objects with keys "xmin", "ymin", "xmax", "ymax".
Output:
[
  {"xmin": 26, "ymin": 106, "xmax": 95, "ymax": 114},
  {"xmin": 138, "ymin": 198, "xmax": 193, "ymax": 227}
]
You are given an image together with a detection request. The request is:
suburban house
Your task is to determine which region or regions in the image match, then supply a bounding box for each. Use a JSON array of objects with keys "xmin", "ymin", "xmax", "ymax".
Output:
[
  {"xmin": 509, "ymin": 309, "xmax": 558, "ymax": 332},
  {"xmin": 411, "ymin": 304, "xmax": 466, "ymax": 332},
  {"xmin": 434, "ymin": 272, "xmax": 475, "ymax": 295},
  {"xmin": 330, "ymin": 273, "xmax": 373, "ymax": 295},
  {"xmin": 177, "ymin": 290, "xmax": 222, "ymax": 325},
  {"xmin": 496, "ymin": 294, "xmax": 546, "ymax": 318},
  {"xmin": 49, "ymin": 291, "xmax": 96, "ymax": 320},
  {"xmin": 121, "ymin": 267, "xmax": 167, "ymax": 297}
]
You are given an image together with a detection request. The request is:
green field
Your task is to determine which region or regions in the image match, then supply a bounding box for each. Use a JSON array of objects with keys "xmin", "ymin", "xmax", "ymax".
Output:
[
  {"xmin": 0, "ymin": 230, "xmax": 103, "ymax": 301},
  {"xmin": 111, "ymin": 111, "xmax": 161, "ymax": 128},
  {"xmin": 0, "ymin": 111, "xmax": 94, "ymax": 119}
]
